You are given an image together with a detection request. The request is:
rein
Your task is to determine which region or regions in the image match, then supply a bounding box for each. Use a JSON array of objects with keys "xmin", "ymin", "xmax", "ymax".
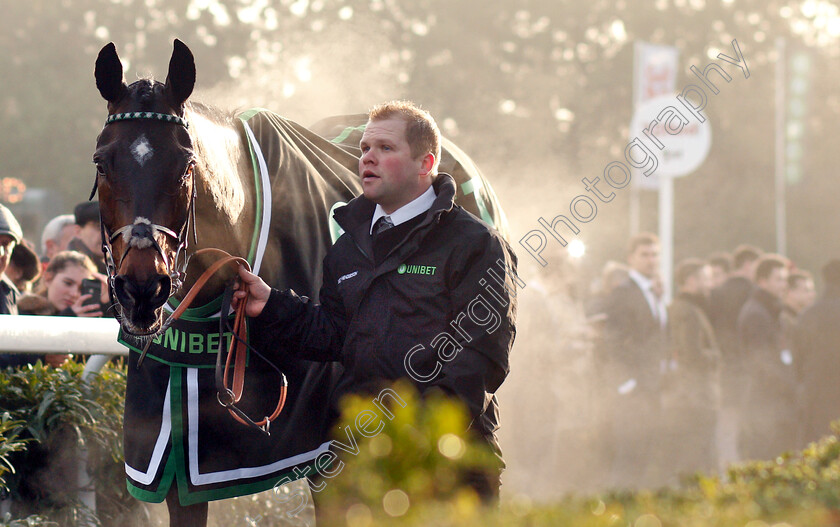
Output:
[
  {"xmin": 139, "ymin": 248, "xmax": 287, "ymax": 436},
  {"xmin": 96, "ymin": 111, "xmax": 287, "ymax": 435}
]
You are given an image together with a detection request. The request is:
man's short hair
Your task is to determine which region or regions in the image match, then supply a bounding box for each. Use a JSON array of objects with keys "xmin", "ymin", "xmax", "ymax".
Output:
[
  {"xmin": 368, "ymin": 100, "xmax": 441, "ymax": 175},
  {"xmin": 732, "ymin": 244, "xmax": 763, "ymax": 270},
  {"xmin": 707, "ymin": 251, "xmax": 732, "ymax": 273},
  {"xmin": 822, "ymin": 259, "xmax": 840, "ymax": 286},
  {"xmin": 40, "ymin": 214, "xmax": 76, "ymax": 254},
  {"xmin": 627, "ymin": 232, "xmax": 659, "ymax": 255},
  {"xmin": 754, "ymin": 254, "xmax": 788, "ymax": 283},
  {"xmin": 788, "ymin": 270, "xmax": 812, "ymax": 290},
  {"xmin": 675, "ymin": 257, "xmax": 705, "ymax": 288},
  {"xmin": 74, "ymin": 201, "xmax": 100, "ymax": 227}
]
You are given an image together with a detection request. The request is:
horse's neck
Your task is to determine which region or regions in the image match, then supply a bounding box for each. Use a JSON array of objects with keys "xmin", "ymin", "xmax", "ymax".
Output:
[{"xmin": 182, "ymin": 107, "xmax": 258, "ymax": 304}]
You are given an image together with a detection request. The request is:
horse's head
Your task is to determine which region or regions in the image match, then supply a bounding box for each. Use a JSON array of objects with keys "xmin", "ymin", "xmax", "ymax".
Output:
[{"xmin": 93, "ymin": 40, "xmax": 197, "ymax": 335}]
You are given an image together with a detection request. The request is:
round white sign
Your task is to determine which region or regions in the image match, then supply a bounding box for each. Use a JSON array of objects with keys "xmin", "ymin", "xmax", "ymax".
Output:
[{"xmin": 629, "ymin": 94, "xmax": 712, "ymax": 178}]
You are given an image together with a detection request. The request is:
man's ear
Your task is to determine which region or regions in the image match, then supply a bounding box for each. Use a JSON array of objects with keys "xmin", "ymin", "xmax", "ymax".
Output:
[{"xmin": 419, "ymin": 153, "xmax": 435, "ymax": 175}]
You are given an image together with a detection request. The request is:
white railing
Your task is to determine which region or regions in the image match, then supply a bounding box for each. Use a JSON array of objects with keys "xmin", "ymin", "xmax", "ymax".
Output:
[{"xmin": 0, "ymin": 315, "xmax": 128, "ymax": 515}]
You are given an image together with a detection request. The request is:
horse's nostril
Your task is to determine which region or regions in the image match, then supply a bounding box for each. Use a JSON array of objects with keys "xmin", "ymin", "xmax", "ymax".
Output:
[{"xmin": 112, "ymin": 274, "xmax": 171, "ymax": 309}]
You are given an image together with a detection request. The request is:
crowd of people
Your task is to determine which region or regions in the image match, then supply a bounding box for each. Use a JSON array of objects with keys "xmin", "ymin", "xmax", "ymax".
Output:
[
  {"xmin": 587, "ymin": 233, "xmax": 836, "ymax": 487},
  {"xmin": 0, "ymin": 201, "xmax": 112, "ymax": 368}
]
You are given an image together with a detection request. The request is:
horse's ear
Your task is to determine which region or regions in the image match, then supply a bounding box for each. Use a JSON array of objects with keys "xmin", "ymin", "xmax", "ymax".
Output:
[
  {"xmin": 165, "ymin": 39, "xmax": 195, "ymax": 108},
  {"xmin": 95, "ymin": 42, "xmax": 128, "ymax": 103}
]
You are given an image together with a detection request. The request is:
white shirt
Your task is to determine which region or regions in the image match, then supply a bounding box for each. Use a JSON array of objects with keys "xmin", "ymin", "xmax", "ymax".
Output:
[
  {"xmin": 628, "ymin": 269, "xmax": 667, "ymax": 327},
  {"xmin": 369, "ymin": 185, "xmax": 437, "ymax": 234}
]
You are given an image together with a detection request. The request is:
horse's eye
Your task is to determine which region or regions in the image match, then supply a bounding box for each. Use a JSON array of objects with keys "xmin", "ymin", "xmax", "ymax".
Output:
[
  {"xmin": 95, "ymin": 163, "xmax": 107, "ymax": 178},
  {"xmin": 182, "ymin": 163, "xmax": 195, "ymax": 181}
]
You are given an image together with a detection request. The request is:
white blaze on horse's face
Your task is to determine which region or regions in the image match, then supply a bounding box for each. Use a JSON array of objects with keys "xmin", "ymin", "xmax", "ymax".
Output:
[{"xmin": 130, "ymin": 134, "xmax": 154, "ymax": 166}]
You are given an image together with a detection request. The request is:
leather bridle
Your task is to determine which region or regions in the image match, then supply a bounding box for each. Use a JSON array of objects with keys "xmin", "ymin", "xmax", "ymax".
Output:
[
  {"xmin": 93, "ymin": 112, "xmax": 287, "ymax": 435},
  {"xmin": 92, "ymin": 112, "xmax": 197, "ymax": 300}
]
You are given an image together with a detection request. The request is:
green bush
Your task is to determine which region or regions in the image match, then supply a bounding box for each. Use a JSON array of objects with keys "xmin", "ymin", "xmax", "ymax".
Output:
[
  {"xmin": 5, "ymin": 363, "xmax": 840, "ymax": 526},
  {"xmin": 278, "ymin": 382, "xmax": 840, "ymax": 526},
  {"xmin": 0, "ymin": 359, "xmax": 136, "ymax": 527}
]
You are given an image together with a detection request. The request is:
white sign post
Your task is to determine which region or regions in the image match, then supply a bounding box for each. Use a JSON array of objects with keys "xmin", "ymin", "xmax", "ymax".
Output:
[{"xmin": 630, "ymin": 94, "xmax": 712, "ymax": 302}]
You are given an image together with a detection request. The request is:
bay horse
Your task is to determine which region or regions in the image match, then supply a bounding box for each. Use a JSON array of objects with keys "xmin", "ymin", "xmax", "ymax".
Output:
[{"xmin": 92, "ymin": 40, "xmax": 508, "ymax": 526}]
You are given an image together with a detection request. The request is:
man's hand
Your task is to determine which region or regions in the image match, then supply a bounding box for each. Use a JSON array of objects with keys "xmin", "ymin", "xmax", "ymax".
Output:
[{"xmin": 233, "ymin": 266, "xmax": 272, "ymax": 318}]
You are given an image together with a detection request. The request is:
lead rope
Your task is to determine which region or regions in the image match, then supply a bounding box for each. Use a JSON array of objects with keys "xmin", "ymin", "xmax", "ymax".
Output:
[{"xmin": 141, "ymin": 247, "xmax": 287, "ymax": 436}]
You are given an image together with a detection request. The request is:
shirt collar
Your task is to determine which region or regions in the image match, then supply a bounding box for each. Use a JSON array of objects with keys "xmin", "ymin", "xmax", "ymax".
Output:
[
  {"xmin": 628, "ymin": 269, "xmax": 653, "ymax": 291},
  {"xmin": 370, "ymin": 185, "xmax": 437, "ymax": 234}
]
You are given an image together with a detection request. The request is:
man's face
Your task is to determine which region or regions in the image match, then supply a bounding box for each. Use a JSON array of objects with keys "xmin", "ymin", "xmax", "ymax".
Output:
[
  {"xmin": 359, "ymin": 117, "xmax": 433, "ymax": 214},
  {"xmin": 46, "ymin": 224, "xmax": 79, "ymax": 260},
  {"xmin": 710, "ymin": 264, "xmax": 728, "ymax": 289},
  {"xmin": 627, "ymin": 243, "xmax": 660, "ymax": 279},
  {"xmin": 78, "ymin": 222, "xmax": 102, "ymax": 254},
  {"xmin": 0, "ymin": 234, "xmax": 16, "ymax": 277},
  {"xmin": 57, "ymin": 224, "xmax": 78, "ymax": 253},
  {"xmin": 759, "ymin": 266, "xmax": 788, "ymax": 299},
  {"xmin": 697, "ymin": 265, "xmax": 713, "ymax": 296},
  {"xmin": 786, "ymin": 278, "xmax": 816, "ymax": 312}
]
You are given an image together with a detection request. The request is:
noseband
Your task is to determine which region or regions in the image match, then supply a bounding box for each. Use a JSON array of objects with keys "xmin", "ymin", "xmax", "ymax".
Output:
[{"xmin": 94, "ymin": 112, "xmax": 197, "ymax": 301}]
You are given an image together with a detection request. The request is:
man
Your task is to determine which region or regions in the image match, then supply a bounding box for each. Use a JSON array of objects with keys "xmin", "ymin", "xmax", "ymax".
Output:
[
  {"xmin": 707, "ymin": 251, "xmax": 732, "ymax": 290},
  {"xmin": 782, "ymin": 270, "xmax": 815, "ymax": 351},
  {"xmin": 664, "ymin": 258, "xmax": 721, "ymax": 475},
  {"xmin": 40, "ymin": 214, "xmax": 77, "ymax": 264},
  {"xmin": 236, "ymin": 101, "xmax": 518, "ymax": 499},
  {"xmin": 708, "ymin": 244, "xmax": 761, "ymax": 465},
  {"xmin": 710, "ymin": 245, "xmax": 762, "ymax": 348},
  {"xmin": 68, "ymin": 201, "xmax": 106, "ymax": 274},
  {"xmin": 0, "ymin": 204, "xmax": 22, "ymax": 315},
  {"xmin": 737, "ymin": 254, "xmax": 796, "ymax": 460},
  {"xmin": 783, "ymin": 271, "xmax": 815, "ymax": 323},
  {"xmin": 600, "ymin": 232, "xmax": 666, "ymax": 488},
  {"xmin": 795, "ymin": 260, "xmax": 840, "ymax": 446}
]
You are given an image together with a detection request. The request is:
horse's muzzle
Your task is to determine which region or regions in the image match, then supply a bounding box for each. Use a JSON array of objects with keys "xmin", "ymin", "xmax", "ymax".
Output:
[{"xmin": 112, "ymin": 273, "xmax": 172, "ymax": 334}]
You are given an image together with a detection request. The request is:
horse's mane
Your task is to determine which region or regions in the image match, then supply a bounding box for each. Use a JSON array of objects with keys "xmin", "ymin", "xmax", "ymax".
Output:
[{"xmin": 185, "ymin": 101, "xmax": 247, "ymax": 224}]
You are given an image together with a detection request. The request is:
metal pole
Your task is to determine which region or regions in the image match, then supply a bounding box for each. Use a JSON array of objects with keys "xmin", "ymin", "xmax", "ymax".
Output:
[
  {"xmin": 775, "ymin": 37, "xmax": 787, "ymax": 256},
  {"xmin": 658, "ymin": 176, "xmax": 674, "ymax": 304}
]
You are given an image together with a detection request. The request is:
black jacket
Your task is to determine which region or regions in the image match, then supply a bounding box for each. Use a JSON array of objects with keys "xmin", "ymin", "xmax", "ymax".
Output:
[
  {"xmin": 794, "ymin": 284, "xmax": 840, "ymax": 442},
  {"xmin": 709, "ymin": 275, "xmax": 754, "ymax": 357},
  {"xmin": 600, "ymin": 276, "xmax": 664, "ymax": 394},
  {"xmin": 737, "ymin": 287, "xmax": 795, "ymax": 402},
  {"xmin": 67, "ymin": 238, "xmax": 107, "ymax": 275},
  {"xmin": 0, "ymin": 274, "xmax": 18, "ymax": 316},
  {"xmin": 254, "ymin": 174, "xmax": 518, "ymax": 451}
]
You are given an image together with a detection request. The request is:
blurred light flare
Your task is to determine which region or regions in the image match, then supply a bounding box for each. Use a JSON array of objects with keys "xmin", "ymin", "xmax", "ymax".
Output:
[
  {"xmin": 382, "ymin": 489, "xmax": 410, "ymax": 517},
  {"xmin": 568, "ymin": 239, "xmax": 586, "ymax": 259}
]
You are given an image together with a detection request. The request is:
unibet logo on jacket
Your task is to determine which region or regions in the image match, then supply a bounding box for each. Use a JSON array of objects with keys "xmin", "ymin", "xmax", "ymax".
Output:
[{"xmin": 397, "ymin": 263, "xmax": 437, "ymax": 276}]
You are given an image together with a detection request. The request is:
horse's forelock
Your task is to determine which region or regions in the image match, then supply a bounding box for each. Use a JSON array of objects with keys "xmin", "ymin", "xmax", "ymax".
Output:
[{"xmin": 124, "ymin": 79, "xmax": 167, "ymax": 110}]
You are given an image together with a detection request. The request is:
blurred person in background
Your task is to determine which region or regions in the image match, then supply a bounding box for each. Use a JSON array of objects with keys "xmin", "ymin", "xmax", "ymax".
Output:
[
  {"xmin": 707, "ymin": 251, "xmax": 733, "ymax": 291},
  {"xmin": 782, "ymin": 270, "xmax": 815, "ymax": 331},
  {"xmin": 663, "ymin": 258, "xmax": 721, "ymax": 477},
  {"xmin": 793, "ymin": 260, "xmax": 840, "ymax": 448},
  {"xmin": 601, "ymin": 232, "xmax": 666, "ymax": 488},
  {"xmin": 585, "ymin": 260, "xmax": 630, "ymax": 322},
  {"xmin": 68, "ymin": 201, "xmax": 106, "ymax": 274},
  {"xmin": 18, "ymin": 251, "xmax": 108, "ymax": 318},
  {"xmin": 0, "ymin": 251, "xmax": 108, "ymax": 368},
  {"xmin": 6, "ymin": 239, "xmax": 41, "ymax": 293},
  {"xmin": 782, "ymin": 270, "xmax": 815, "ymax": 352},
  {"xmin": 40, "ymin": 213, "xmax": 77, "ymax": 267},
  {"xmin": 708, "ymin": 244, "xmax": 762, "ymax": 466},
  {"xmin": 737, "ymin": 254, "xmax": 797, "ymax": 460},
  {"xmin": 0, "ymin": 204, "xmax": 23, "ymax": 316}
]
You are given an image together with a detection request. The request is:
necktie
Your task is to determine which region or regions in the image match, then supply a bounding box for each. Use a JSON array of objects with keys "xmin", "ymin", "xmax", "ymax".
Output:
[{"xmin": 373, "ymin": 216, "xmax": 394, "ymax": 236}]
